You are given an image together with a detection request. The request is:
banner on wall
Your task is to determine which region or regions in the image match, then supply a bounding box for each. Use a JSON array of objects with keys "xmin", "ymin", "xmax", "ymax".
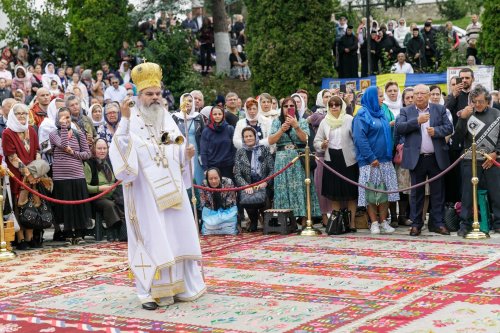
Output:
[
  {"xmin": 446, "ymin": 66, "xmax": 495, "ymax": 94},
  {"xmin": 322, "ymin": 73, "xmax": 448, "ymax": 94}
]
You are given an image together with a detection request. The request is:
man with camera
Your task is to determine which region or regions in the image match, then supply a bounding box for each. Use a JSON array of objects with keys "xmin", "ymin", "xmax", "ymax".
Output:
[{"xmin": 445, "ymin": 68, "xmax": 475, "ymax": 204}]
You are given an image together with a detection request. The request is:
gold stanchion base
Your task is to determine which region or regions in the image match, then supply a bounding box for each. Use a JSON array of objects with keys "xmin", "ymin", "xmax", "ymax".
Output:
[
  {"xmin": 464, "ymin": 230, "xmax": 490, "ymax": 239},
  {"xmin": 299, "ymin": 222, "xmax": 322, "ymax": 236},
  {"xmin": 0, "ymin": 249, "xmax": 16, "ymax": 260}
]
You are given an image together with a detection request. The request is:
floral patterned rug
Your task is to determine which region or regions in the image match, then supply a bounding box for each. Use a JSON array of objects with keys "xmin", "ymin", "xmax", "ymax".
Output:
[{"xmin": 0, "ymin": 233, "xmax": 498, "ymax": 333}]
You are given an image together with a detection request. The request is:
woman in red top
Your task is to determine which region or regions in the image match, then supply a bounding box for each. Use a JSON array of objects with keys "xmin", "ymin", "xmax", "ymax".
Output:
[{"xmin": 2, "ymin": 103, "xmax": 41, "ymax": 250}]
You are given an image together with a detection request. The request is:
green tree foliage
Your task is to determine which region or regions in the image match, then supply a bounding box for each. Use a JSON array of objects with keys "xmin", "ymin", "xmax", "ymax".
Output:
[
  {"xmin": 0, "ymin": 0, "xmax": 68, "ymax": 63},
  {"xmin": 139, "ymin": 28, "xmax": 201, "ymax": 104},
  {"xmin": 436, "ymin": 0, "xmax": 468, "ymax": 20},
  {"xmin": 477, "ymin": 0, "xmax": 500, "ymax": 88},
  {"xmin": 245, "ymin": 0, "xmax": 336, "ymax": 100},
  {"xmin": 67, "ymin": 0, "xmax": 131, "ymax": 68},
  {"xmin": 0, "ymin": 0, "xmax": 33, "ymax": 44}
]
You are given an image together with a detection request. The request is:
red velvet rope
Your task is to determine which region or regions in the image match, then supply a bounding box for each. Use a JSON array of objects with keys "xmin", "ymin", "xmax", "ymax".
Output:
[
  {"xmin": 193, "ymin": 158, "xmax": 299, "ymax": 192},
  {"xmin": 7, "ymin": 169, "xmax": 123, "ymax": 205},
  {"xmin": 317, "ymin": 154, "xmax": 465, "ymax": 194}
]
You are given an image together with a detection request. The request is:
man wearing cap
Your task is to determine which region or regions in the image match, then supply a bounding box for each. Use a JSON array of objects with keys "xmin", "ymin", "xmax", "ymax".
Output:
[{"xmin": 110, "ymin": 62, "xmax": 206, "ymax": 310}]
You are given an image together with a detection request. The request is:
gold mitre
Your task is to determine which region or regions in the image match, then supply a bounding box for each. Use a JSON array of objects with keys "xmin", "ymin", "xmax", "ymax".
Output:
[{"xmin": 131, "ymin": 62, "xmax": 163, "ymax": 92}]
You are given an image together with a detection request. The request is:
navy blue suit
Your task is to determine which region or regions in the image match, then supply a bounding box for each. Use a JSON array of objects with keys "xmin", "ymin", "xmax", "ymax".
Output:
[{"xmin": 396, "ymin": 103, "xmax": 453, "ymax": 229}]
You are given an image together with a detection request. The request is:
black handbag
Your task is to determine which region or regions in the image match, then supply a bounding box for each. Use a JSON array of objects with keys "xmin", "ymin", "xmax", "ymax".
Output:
[
  {"xmin": 18, "ymin": 195, "xmax": 52, "ymax": 229},
  {"xmin": 239, "ymin": 188, "xmax": 267, "ymax": 209},
  {"xmin": 444, "ymin": 202, "xmax": 460, "ymax": 232},
  {"xmin": 38, "ymin": 200, "xmax": 54, "ymax": 228},
  {"xmin": 325, "ymin": 209, "xmax": 343, "ymax": 235}
]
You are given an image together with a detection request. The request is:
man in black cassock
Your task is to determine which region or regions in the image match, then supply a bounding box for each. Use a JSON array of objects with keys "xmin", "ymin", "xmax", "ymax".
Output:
[{"xmin": 338, "ymin": 26, "xmax": 359, "ymax": 78}]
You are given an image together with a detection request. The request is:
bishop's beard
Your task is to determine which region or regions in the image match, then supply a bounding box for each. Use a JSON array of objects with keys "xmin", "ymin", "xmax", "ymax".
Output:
[{"xmin": 140, "ymin": 102, "xmax": 164, "ymax": 133}]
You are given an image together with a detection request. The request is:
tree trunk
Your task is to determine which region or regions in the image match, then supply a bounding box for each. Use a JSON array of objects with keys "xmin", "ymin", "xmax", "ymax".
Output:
[{"xmin": 211, "ymin": 0, "xmax": 231, "ymax": 75}]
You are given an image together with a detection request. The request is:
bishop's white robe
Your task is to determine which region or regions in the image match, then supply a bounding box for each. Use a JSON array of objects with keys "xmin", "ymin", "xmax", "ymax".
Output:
[{"xmin": 109, "ymin": 107, "xmax": 206, "ymax": 302}]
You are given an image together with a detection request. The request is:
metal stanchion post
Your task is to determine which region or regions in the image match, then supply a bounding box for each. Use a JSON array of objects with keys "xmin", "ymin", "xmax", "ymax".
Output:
[
  {"xmin": 0, "ymin": 193, "xmax": 16, "ymax": 260},
  {"xmin": 465, "ymin": 132, "xmax": 489, "ymax": 239},
  {"xmin": 299, "ymin": 141, "xmax": 321, "ymax": 236}
]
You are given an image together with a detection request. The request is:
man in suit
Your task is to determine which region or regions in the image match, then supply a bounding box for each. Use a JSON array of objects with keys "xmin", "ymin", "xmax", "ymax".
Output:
[{"xmin": 396, "ymin": 84, "xmax": 454, "ymax": 236}]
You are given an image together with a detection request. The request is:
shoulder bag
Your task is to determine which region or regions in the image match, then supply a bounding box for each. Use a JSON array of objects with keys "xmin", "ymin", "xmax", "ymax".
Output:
[
  {"xmin": 366, "ymin": 167, "xmax": 388, "ymax": 206},
  {"xmin": 393, "ymin": 143, "xmax": 403, "ymax": 165},
  {"xmin": 326, "ymin": 209, "xmax": 346, "ymax": 235}
]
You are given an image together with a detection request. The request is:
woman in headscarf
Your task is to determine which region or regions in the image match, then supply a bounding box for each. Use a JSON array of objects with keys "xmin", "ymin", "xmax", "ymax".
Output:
[
  {"xmin": 353, "ymin": 86, "xmax": 399, "ymax": 234},
  {"xmin": 118, "ymin": 61, "xmax": 131, "ymax": 84},
  {"xmin": 80, "ymin": 69, "xmax": 94, "ymax": 95},
  {"xmin": 90, "ymin": 103, "xmax": 105, "ymax": 131},
  {"xmin": 291, "ymin": 93, "xmax": 307, "ymax": 119},
  {"xmin": 393, "ymin": 87, "xmax": 414, "ymax": 227},
  {"xmin": 84, "ymin": 138, "xmax": 125, "ymax": 242},
  {"xmin": 383, "ymin": 81, "xmax": 402, "ymax": 119},
  {"xmin": 314, "ymin": 96, "xmax": 358, "ymax": 230},
  {"xmin": 383, "ymin": 81, "xmax": 402, "ymax": 227},
  {"xmin": 11, "ymin": 66, "xmax": 32, "ymax": 97},
  {"xmin": 49, "ymin": 106, "xmax": 92, "ymax": 245},
  {"xmin": 394, "ymin": 18, "xmax": 409, "ymax": 49},
  {"xmin": 172, "ymin": 93, "xmax": 205, "ymax": 186},
  {"xmin": 15, "ymin": 48, "xmax": 29, "ymax": 67},
  {"xmin": 268, "ymin": 97, "xmax": 321, "ymax": 225},
  {"xmin": 233, "ymin": 97, "xmax": 273, "ymax": 151},
  {"xmin": 57, "ymin": 67, "xmax": 68, "ymax": 90},
  {"xmin": 97, "ymin": 102, "xmax": 120, "ymax": 144},
  {"xmin": 2, "ymin": 103, "xmax": 42, "ymax": 250},
  {"xmin": 258, "ymin": 93, "xmax": 280, "ymax": 120},
  {"xmin": 42, "ymin": 63, "xmax": 62, "ymax": 89},
  {"xmin": 308, "ymin": 89, "xmax": 333, "ymax": 225},
  {"xmin": 234, "ymin": 127, "xmax": 274, "ymax": 232},
  {"xmin": 1, "ymin": 47, "xmax": 15, "ymax": 70},
  {"xmin": 199, "ymin": 167, "xmax": 238, "ymax": 235},
  {"xmin": 200, "ymin": 106, "xmax": 236, "ymax": 180}
]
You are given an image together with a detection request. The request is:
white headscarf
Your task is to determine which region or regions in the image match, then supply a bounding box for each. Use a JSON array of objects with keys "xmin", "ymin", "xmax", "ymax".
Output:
[
  {"xmin": 174, "ymin": 93, "xmax": 199, "ymax": 120},
  {"xmin": 47, "ymin": 98, "xmax": 59, "ymax": 120},
  {"xmin": 119, "ymin": 61, "xmax": 131, "ymax": 84},
  {"xmin": 243, "ymin": 98, "xmax": 259, "ymax": 121},
  {"xmin": 257, "ymin": 95, "xmax": 279, "ymax": 119},
  {"xmin": 90, "ymin": 103, "xmax": 105, "ymax": 127},
  {"xmin": 383, "ymin": 89, "xmax": 402, "ymax": 118},
  {"xmin": 291, "ymin": 93, "xmax": 306, "ymax": 118},
  {"xmin": 315, "ymin": 89, "xmax": 328, "ymax": 108},
  {"xmin": 6, "ymin": 104, "xmax": 29, "ymax": 133},
  {"xmin": 42, "ymin": 62, "xmax": 61, "ymax": 88},
  {"xmin": 200, "ymin": 106, "xmax": 212, "ymax": 120}
]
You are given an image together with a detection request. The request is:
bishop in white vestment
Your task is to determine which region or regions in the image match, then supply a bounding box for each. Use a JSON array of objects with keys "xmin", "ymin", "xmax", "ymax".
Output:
[{"xmin": 109, "ymin": 62, "xmax": 206, "ymax": 310}]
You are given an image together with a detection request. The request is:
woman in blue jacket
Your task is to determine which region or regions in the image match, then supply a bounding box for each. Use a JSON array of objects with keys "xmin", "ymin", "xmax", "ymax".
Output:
[
  {"xmin": 200, "ymin": 106, "xmax": 236, "ymax": 180},
  {"xmin": 353, "ymin": 86, "xmax": 400, "ymax": 235}
]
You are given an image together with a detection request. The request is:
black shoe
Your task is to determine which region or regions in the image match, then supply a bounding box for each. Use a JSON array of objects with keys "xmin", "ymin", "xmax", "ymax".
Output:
[
  {"xmin": 457, "ymin": 223, "xmax": 471, "ymax": 237},
  {"xmin": 409, "ymin": 227, "xmax": 421, "ymax": 236},
  {"xmin": 347, "ymin": 227, "xmax": 357, "ymax": 233},
  {"xmin": 16, "ymin": 239, "xmax": 29, "ymax": 250},
  {"xmin": 53, "ymin": 230, "xmax": 65, "ymax": 242},
  {"xmin": 141, "ymin": 302, "xmax": 158, "ymax": 310},
  {"xmin": 434, "ymin": 226, "xmax": 451, "ymax": 235},
  {"xmin": 28, "ymin": 239, "xmax": 43, "ymax": 248},
  {"xmin": 398, "ymin": 216, "xmax": 412, "ymax": 226}
]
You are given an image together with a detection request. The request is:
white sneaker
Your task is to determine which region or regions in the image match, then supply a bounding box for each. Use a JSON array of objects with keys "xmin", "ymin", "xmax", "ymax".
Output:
[
  {"xmin": 370, "ymin": 222, "xmax": 381, "ymax": 234},
  {"xmin": 380, "ymin": 221, "xmax": 395, "ymax": 234}
]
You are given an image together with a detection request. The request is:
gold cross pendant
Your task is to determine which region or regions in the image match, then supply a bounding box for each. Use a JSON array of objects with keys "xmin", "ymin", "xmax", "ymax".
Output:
[
  {"xmin": 162, "ymin": 157, "xmax": 168, "ymax": 168},
  {"xmin": 154, "ymin": 154, "xmax": 161, "ymax": 167}
]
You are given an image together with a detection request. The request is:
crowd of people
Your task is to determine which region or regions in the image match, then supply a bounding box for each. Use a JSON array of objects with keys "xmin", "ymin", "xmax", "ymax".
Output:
[
  {"xmin": 334, "ymin": 14, "xmax": 483, "ymax": 77},
  {"xmin": 0, "ymin": 9, "xmax": 498, "ymax": 252}
]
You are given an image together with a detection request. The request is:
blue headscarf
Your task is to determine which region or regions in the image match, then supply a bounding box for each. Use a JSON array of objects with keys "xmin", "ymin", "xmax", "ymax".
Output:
[{"xmin": 358, "ymin": 86, "xmax": 392, "ymax": 157}]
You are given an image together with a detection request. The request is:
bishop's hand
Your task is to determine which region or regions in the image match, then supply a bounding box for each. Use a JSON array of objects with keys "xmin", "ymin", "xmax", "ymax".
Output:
[
  {"xmin": 186, "ymin": 144, "xmax": 195, "ymax": 160},
  {"xmin": 121, "ymin": 97, "xmax": 133, "ymax": 119}
]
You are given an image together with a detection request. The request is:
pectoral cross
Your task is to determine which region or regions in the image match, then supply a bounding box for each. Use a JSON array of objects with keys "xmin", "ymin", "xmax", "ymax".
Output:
[
  {"xmin": 154, "ymin": 154, "xmax": 161, "ymax": 167},
  {"xmin": 162, "ymin": 157, "xmax": 168, "ymax": 168},
  {"xmin": 135, "ymin": 253, "xmax": 152, "ymax": 280}
]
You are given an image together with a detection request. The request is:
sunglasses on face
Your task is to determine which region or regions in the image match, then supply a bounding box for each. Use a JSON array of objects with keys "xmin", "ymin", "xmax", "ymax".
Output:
[
  {"xmin": 329, "ymin": 103, "xmax": 341, "ymax": 107},
  {"xmin": 283, "ymin": 105, "xmax": 295, "ymax": 109}
]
